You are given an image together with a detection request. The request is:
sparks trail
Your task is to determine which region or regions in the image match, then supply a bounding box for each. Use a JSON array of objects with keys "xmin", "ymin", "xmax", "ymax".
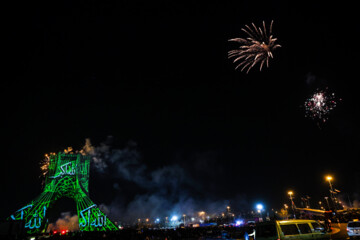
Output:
[
  {"xmin": 228, "ymin": 20, "xmax": 281, "ymax": 73},
  {"xmin": 40, "ymin": 153, "xmax": 54, "ymax": 178},
  {"xmin": 39, "ymin": 147, "xmax": 76, "ymax": 186},
  {"xmin": 39, "ymin": 153, "xmax": 52, "ymax": 187}
]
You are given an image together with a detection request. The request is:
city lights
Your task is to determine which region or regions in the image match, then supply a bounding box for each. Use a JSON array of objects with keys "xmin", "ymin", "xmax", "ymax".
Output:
[{"xmin": 235, "ymin": 220, "xmax": 244, "ymax": 226}]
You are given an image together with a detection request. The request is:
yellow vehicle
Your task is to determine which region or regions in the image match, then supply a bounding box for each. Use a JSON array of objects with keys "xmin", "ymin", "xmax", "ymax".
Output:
[{"xmin": 255, "ymin": 219, "xmax": 331, "ymax": 240}]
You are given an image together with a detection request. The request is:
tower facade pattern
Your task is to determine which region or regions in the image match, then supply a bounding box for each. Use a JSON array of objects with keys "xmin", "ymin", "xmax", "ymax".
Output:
[{"xmin": 8, "ymin": 153, "xmax": 118, "ymax": 234}]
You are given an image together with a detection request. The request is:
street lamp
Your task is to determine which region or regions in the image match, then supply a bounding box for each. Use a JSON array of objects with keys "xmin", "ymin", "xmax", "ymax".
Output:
[
  {"xmin": 256, "ymin": 204, "xmax": 264, "ymax": 222},
  {"xmin": 227, "ymin": 206, "xmax": 231, "ymax": 214},
  {"xmin": 288, "ymin": 191, "xmax": 296, "ymax": 219},
  {"xmin": 284, "ymin": 204, "xmax": 289, "ymax": 220},
  {"xmin": 199, "ymin": 211, "xmax": 206, "ymax": 222},
  {"xmin": 324, "ymin": 197, "xmax": 330, "ymax": 210},
  {"xmin": 183, "ymin": 214, "xmax": 186, "ymax": 226},
  {"xmin": 171, "ymin": 215, "xmax": 178, "ymax": 226},
  {"xmin": 325, "ymin": 175, "xmax": 336, "ymax": 210}
]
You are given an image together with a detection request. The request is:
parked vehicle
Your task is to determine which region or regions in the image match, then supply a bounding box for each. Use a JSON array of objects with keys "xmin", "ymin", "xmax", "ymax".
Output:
[
  {"xmin": 255, "ymin": 219, "xmax": 330, "ymax": 240},
  {"xmin": 347, "ymin": 220, "xmax": 360, "ymax": 239}
]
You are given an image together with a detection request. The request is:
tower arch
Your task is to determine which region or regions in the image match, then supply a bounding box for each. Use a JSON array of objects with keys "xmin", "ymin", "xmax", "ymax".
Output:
[{"xmin": 8, "ymin": 153, "xmax": 118, "ymax": 234}]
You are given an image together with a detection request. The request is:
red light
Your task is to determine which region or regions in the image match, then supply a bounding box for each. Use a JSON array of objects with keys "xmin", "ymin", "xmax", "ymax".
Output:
[
  {"xmin": 53, "ymin": 231, "xmax": 57, "ymax": 234},
  {"xmin": 61, "ymin": 230, "xmax": 66, "ymax": 234}
]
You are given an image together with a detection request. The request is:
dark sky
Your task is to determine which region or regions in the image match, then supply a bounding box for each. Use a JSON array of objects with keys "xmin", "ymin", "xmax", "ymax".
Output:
[{"xmin": 2, "ymin": 1, "xmax": 359, "ymax": 221}]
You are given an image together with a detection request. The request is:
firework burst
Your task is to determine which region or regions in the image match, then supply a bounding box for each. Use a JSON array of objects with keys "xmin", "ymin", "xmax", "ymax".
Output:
[
  {"xmin": 40, "ymin": 154, "xmax": 50, "ymax": 177},
  {"xmin": 304, "ymin": 89, "xmax": 339, "ymax": 123},
  {"xmin": 228, "ymin": 20, "xmax": 281, "ymax": 73},
  {"xmin": 39, "ymin": 153, "xmax": 51, "ymax": 187}
]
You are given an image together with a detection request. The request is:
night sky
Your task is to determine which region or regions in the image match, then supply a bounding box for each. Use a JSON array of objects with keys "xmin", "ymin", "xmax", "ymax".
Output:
[{"xmin": 2, "ymin": 1, "xmax": 360, "ymax": 221}]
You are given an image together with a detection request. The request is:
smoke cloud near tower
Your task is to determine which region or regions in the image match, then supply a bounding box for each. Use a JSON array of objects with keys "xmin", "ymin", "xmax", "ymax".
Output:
[
  {"xmin": 80, "ymin": 137, "xmax": 248, "ymax": 223},
  {"xmin": 47, "ymin": 212, "xmax": 79, "ymax": 232}
]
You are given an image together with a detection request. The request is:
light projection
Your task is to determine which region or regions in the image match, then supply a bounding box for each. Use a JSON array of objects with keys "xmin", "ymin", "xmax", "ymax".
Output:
[{"xmin": 8, "ymin": 153, "xmax": 118, "ymax": 234}]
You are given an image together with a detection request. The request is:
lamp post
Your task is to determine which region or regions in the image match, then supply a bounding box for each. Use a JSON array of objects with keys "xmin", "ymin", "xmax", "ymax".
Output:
[
  {"xmin": 288, "ymin": 191, "xmax": 296, "ymax": 219},
  {"xmin": 256, "ymin": 204, "xmax": 264, "ymax": 222},
  {"xmin": 284, "ymin": 204, "xmax": 289, "ymax": 220},
  {"xmin": 305, "ymin": 196, "xmax": 311, "ymax": 208},
  {"xmin": 326, "ymin": 175, "xmax": 337, "ymax": 210},
  {"xmin": 324, "ymin": 197, "xmax": 330, "ymax": 210},
  {"xmin": 199, "ymin": 211, "xmax": 206, "ymax": 222}
]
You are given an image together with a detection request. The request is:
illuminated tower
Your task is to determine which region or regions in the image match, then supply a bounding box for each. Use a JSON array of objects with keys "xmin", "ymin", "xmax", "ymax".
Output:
[{"xmin": 8, "ymin": 153, "xmax": 118, "ymax": 234}]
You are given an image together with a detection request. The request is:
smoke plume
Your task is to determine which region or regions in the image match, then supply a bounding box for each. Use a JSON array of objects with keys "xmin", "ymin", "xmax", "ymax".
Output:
[
  {"xmin": 81, "ymin": 137, "xmax": 247, "ymax": 223},
  {"xmin": 47, "ymin": 212, "xmax": 79, "ymax": 232}
]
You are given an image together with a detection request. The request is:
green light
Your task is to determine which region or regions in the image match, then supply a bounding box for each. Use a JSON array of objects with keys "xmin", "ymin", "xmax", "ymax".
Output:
[{"xmin": 8, "ymin": 153, "xmax": 118, "ymax": 234}]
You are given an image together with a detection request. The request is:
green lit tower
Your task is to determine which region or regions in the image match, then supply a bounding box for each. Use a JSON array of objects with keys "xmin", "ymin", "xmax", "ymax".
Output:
[{"xmin": 8, "ymin": 153, "xmax": 118, "ymax": 234}]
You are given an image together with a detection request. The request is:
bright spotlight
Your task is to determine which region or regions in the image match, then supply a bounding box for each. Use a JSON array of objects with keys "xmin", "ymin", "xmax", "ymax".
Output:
[
  {"xmin": 235, "ymin": 220, "xmax": 243, "ymax": 226},
  {"xmin": 256, "ymin": 204, "xmax": 264, "ymax": 210},
  {"xmin": 171, "ymin": 215, "xmax": 178, "ymax": 221}
]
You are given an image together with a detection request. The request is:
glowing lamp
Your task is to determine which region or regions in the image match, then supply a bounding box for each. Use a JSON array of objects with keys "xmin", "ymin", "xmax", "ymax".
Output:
[
  {"xmin": 256, "ymin": 204, "xmax": 264, "ymax": 211},
  {"xmin": 326, "ymin": 176, "xmax": 333, "ymax": 181}
]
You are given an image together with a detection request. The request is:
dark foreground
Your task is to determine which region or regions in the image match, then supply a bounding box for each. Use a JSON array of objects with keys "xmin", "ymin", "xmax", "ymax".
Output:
[{"xmin": 1, "ymin": 224, "xmax": 353, "ymax": 240}]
